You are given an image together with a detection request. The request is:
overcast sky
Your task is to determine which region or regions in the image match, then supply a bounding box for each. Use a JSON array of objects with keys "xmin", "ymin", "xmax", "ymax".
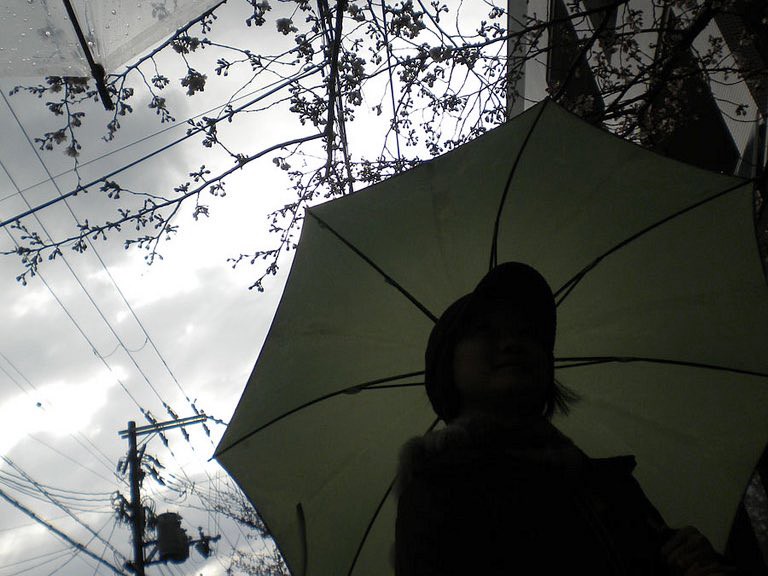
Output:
[
  {"xmin": 0, "ymin": 0, "xmax": 498, "ymax": 570},
  {"xmin": 0, "ymin": 1, "xmax": 314, "ymax": 574},
  {"xmin": 4, "ymin": 0, "xmax": 768, "ymax": 574}
]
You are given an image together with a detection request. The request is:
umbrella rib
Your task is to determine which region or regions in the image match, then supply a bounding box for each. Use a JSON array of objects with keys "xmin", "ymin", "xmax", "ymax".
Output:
[
  {"xmin": 553, "ymin": 178, "xmax": 752, "ymax": 306},
  {"xmin": 345, "ymin": 474, "xmax": 398, "ymax": 576},
  {"xmin": 346, "ymin": 417, "xmax": 440, "ymax": 576},
  {"xmin": 61, "ymin": 0, "xmax": 114, "ymax": 110},
  {"xmin": 215, "ymin": 371, "xmax": 425, "ymax": 457},
  {"xmin": 296, "ymin": 502, "xmax": 308, "ymax": 576},
  {"xmin": 556, "ymin": 356, "xmax": 768, "ymax": 378},
  {"xmin": 307, "ymin": 209, "xmax": 438, "ymax": 322},
  {"xmin": 358, "ymin": 382, "xmax": 424, "ymax": 390},
  {"xmin": 489, "ymin": 99, "xmax": 551, "ymax": 271}
]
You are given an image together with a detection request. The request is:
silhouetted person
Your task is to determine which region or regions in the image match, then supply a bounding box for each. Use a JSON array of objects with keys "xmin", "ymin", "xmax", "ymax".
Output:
[{"xmin": 395, "ymin": 262, "xmax": 735, "ymax": 576}]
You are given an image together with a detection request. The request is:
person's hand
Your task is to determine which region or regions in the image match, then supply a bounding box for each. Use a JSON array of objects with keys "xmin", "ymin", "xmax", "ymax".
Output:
[{"xmin": 661, "ymin": 526, "xmax": 737, "ymax": 576}]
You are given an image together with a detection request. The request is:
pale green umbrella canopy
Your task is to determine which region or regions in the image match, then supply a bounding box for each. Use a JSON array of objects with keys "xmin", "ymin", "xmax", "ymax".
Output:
[{"xmin": 215, "ymin": 100, "xmax": 768, "ymax": 576}]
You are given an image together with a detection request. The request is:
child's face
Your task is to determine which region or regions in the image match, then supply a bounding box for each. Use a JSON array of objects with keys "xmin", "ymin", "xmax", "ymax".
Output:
[{"xmin": 452, "ymin": 300, "xmax": 550, "ymax": 419}]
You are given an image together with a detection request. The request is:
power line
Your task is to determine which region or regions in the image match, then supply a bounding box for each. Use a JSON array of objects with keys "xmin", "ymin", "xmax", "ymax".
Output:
[
  {"xmin": 3, "ymin": 228, "xmax": 147, "ymax": 422},
  {"xmin": 44, "ymin": 515, "xmax": 118, "ymax": 576},
  {"xmin": 0, "ymin": 349, "xmax": 39, "ymax": 395},
  {"xmin": 0, "ymin": 470, "xmax": 114, "ymax": 510},
  {"xmin": 0, "ymin": 547, "xmax": 69, "ymax": 571},
  {"xmin": 1, "ymin": 91, "xmax": 200, "ymax": 415},
  {"xmin": 0, "ymin": 357, "xmax": 35, "ymax": 397},
  {"xmin": 26, "ymin": 434, "xmax": 116, "ymax": 484},
  {"xmin": 0, "ymin": 470, "xmax": 113, "ymax": 499},
  {"xmin": 0, "ymin": 72, "xmax": 303, "ymax": 205},
  {"xmin": 0, "ymin": 512, "xmax": 75, "ymax": 533},
  {"xmin": 5, "ymin": 550, "xmax": 73, "ymax": 576},
  {"xmin": 1, "ymin": 455, "xmax": 127, "ymax": 563},
  {"xmin": 0, "ymin": 174, "xmax": 145, "ymax": 412},
  {"xmin": 0, "ymin": 481, "xmax": 111, "ymax": 513},
  {"xmin": 0, "ymin": 486, "xmax": 128, "ymax": 576},
  {"xmin": 0, "ymin": 94, "xmax": 226, "ymax": 441},
  {"xmin": 0, "ymin": 178, "xmax": 172, "ymax": 413},
  {"xmin": 92, "ymin": 520, "xmax": 119, "ymax": 576},
  {"xmin": 0, "ymin": 64, "xmax": 322, "ymax": 229},
  {"xmin": 125, "ymin": 423, "xmax": 260, "ymax": 570},
  {"xmin": 0, "ymin": 346, "xmax": 120, "ymax": 479},
  {"xmin": 43, "ymin": 549, "xmax": 86, "ymax": 576},
  {"xmin": 0, "ymin": 102, "xmax": 259, "ymax": 573}
]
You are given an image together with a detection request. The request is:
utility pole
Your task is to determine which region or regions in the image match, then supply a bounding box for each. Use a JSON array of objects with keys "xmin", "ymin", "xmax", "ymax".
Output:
[
  {"xmin": 127, "ymin": 421, "xmax": 145, "ymax": 576},
  {"xmin": 119, "ymin": 414, "xmax": 211, "ymax": 575}
]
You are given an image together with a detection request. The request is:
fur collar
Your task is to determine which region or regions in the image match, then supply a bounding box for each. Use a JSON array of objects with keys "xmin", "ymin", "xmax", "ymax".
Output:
[{"xmin": 396, "ymin": 414, "xmax": 588, "ymax": 494}]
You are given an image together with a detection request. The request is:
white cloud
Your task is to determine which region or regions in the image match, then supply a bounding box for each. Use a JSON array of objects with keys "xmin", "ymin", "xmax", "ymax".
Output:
[
  {"xmin": 0, "ymin": 3, "xmax": 311, "ymax": 574},
  {"xmin": 10, "ymin": 285, "xmax": 53, "ymax": 318},
  {"xmin": 0, "ymin": 370, "xmax": 121, "ymax": 455},
  {"xmin": 0, "ymin": 523, "xmax": 51, "ymax": 565}
]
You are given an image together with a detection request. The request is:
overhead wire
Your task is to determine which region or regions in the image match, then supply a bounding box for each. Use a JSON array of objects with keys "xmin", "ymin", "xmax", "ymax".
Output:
[
  {"xmin": 0, "ymin": 472, "xmax": 114, "ymax": 499},
  {"xmin": 8, "ymin": 226, "xmax": 168, "ymax": 408},
  {"xmin": 0, "ymin": 197, "xmax": 145, "ymax": 418},
  {"xmin": 3, "ymin": 151, "xmax": 231, "ymax": 556},
  {"xmin": 0, "ymin": 468, "xmax": 114, "ymax": 504},
  {"xmin": 0, "ymin": 64, "xmax": 323, "ymax": 228},
  {"xmin": 156, "ymin": 565, "xmax": 170, "ymax": 576},
  {"xmin": 0, "ymin": 346, "xmax": 120, "ymax": 480},
  {"xmin": 0, "ymin": 485, "xmax": 128, "ymax": 576},
  {"xmin": 1, "ymin": 455, "xmax": 126, "ymax": 562},
  {"xmin": 26, "ymin": 434, "xmax": 116, "ymax": 483},
  {"xmin": 0, "ymin": 349, "xmax": 39, "ymax": 395},
  {"xmin": 133, "ymin": 427, "xmax": 261, "ymax": 569},
  {"xmin": 0, "ymin": 358, "xmax": 121, "ymax": 486},
  {"xmin": 0, "ymin": 478, "xmax": 113, "ymax": 514},
  {"xmin": 0, "ymin": 357, "xmax": 35, "ymax": 396},
  {"xmin": 140, "ymin": 409, "xmax": 269, "ymax": 564},
  {"xmin": 43, "ymin": 550, "xmax": 82, "ymax": 576},
  {"xmin": 118, "ymin": 421, "xmax": 259, "ymax": 570},
  {"xmin": 4, "ymin": 550, "xmax": 74, "ymax": 576},
  {"xmin": 1, "ymin": 88, "xmax": 225, "ymax": 432},
  {"xmin": 0, "ymin": 71, "xmax": 274, "ymax": 575},
  {"xmin": 0, "ymin": 346, "xmax": 130, "ymax": 574},
  {"xmin": 12, "ymin": 353, "xmax": 114, "ymax": 473},
  {"xmin": 0, "ymin": 92, "xmax": 182, "ymax": 416},
  {"xmin": 0, "ymin": 227, "xmax": 147, "ymax": 411},
  {"xmin": 166, "ymin": 561, "xmax": 186, "ymax": 576},
  {"xmin": 0, "ymin": 70, "xmax": 307, "ymax": 206},
  {"xmin": 0, "ymin": 547, "xmax": 70, "ymax": 573},
  {"xmin": 0, "ymin": 511, "xmax": 82, "ymax": 533},
  {"xmin": 91, "ymin": 518, "xmax": 119, "ymax": 576},
  {"xmin": 44, "ymin": 514, "xmax": 117, "ymax": 576},
  {"xmin": 178, "ymin": 468, "xmax": 259, "ymax": 560}
]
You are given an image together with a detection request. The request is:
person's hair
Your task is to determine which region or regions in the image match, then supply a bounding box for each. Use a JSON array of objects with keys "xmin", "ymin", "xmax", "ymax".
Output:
[{"xmin": 424, "ymin": 262, "xmax": 579, "ymax": 422}]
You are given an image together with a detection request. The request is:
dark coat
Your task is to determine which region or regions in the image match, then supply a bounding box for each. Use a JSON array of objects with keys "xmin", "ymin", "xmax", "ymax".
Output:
[{"xmin": 395, "ymin": 416, "xmax": 671, "ymax": 576}]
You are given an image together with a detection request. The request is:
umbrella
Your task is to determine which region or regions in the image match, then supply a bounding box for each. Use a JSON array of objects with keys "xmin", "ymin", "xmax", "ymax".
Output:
[
  {"xmin": 1, "ymin": 0, "xmax": 221, "ymax": 107},
  {"xmin": 215, "ymin": 99, "xmax": 768, "ymax": 576}
]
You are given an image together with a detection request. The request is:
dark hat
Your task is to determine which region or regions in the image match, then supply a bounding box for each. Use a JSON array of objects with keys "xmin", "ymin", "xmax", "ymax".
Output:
[{"xmin": 424, "ymin": 262, "xmax": 556, "ymax": 421}]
